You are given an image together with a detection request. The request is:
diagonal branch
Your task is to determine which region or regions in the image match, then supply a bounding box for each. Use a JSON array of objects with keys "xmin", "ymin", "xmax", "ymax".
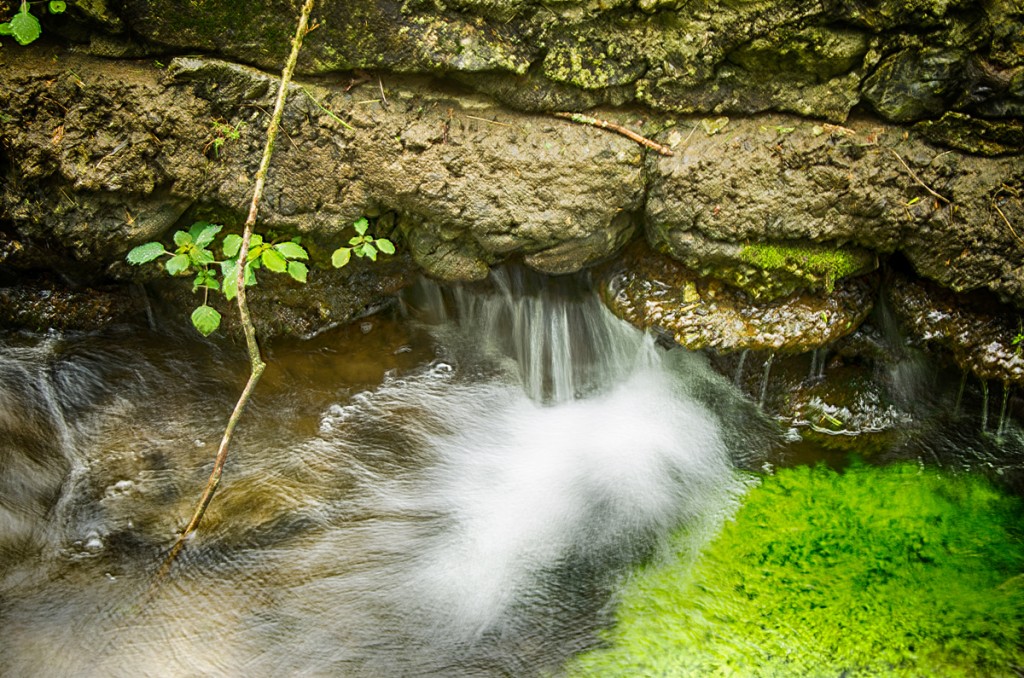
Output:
[
  {"xmin": 160, "ymin": 0, "xmax": 317, "ymax": 574},
  {"xmin": 554, "ymin": 111, "xmax": 675, "ymax": 156}
]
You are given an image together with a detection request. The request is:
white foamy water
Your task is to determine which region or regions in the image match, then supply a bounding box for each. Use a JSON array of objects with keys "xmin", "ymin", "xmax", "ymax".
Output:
[{"xmin": 0, "ymin": 269, "xmax": 757, "ymax": 677}]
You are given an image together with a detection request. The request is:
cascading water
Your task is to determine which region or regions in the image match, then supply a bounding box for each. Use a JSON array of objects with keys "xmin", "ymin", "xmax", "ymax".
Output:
[{"xmin": 0, "ymin": 269, "xmax": 757, "ymax": 677}]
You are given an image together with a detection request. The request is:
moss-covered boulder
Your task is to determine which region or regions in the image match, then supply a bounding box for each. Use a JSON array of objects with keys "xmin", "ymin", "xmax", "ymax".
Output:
[{"xmin": 599, "ymin": 244, "xmax": 875, "ymax": 353}]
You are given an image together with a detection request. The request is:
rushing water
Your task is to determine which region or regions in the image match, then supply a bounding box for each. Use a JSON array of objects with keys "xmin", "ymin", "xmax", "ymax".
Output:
[{"xmin": 0, "ymin": 269, "xmax": 778, "ymax": 677}]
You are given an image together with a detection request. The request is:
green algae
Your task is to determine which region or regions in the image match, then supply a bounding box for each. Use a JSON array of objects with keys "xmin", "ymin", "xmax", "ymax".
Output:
[
  {"xmin": 739, "ymin": 241, "xmax": 873, "ymax": 293},
  {"xmin": 564, "ymin": 463, "xmax": 1024, "ymax": 677}
]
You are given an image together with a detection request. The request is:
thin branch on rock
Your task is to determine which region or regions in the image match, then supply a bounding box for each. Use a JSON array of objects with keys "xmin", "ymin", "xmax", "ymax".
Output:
[
  {"xmin": 159, "ymin": 0, "xmax": 317, "ymax": 576},
  {"xmin": 890, "ymin": 149, "xmax": 951, "ymax": 205},
  {"xmin": 554, "ymin": 112, "xmax": 675, "ymax": 157},
  {"xmin": 993, "ymin": 201, "xmax": 1024, "ymax": 247}
]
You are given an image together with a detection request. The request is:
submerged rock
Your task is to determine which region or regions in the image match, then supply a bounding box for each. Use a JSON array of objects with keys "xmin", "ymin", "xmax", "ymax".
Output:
[{"xmin": 599, "ymin": 245, "xmax": 876, "ymax": 353}]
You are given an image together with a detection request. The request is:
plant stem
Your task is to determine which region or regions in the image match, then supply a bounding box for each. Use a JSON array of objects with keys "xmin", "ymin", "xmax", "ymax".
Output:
[{"xmin": 160, "ymin": 0, "xmax": 316, "ymax": 574}]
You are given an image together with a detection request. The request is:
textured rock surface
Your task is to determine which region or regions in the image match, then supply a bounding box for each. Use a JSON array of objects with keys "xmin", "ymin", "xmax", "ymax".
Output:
[
  {"xmin": 890, "ymin": 274, "xmax": 1024, "ymax": 384},
  {"xmin": 65, "ymin": 0, "xmax": 1019, "ymax": 130},
  {"xmin": 599, "ymin": 244, "xmax": 876, "ymax": 353},
  {"xmin": 645, "ymin": 115, "xmax": 1024, "ymax": 305},
  {"xmin": 2, "ymin": 0, "xmax": 1024, "ymax": 372}
]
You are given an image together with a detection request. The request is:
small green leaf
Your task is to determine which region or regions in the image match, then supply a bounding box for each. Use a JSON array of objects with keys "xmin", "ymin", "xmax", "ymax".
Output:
[
  {"xmin": 173, "ymin": 230, "xmax": 193, "ymax": 248},
  {"xmin": 165, "ymin": 253, "xmax": 190, "ymax": 276},
  {"xmin": 365, "ymin": 245, "xmax": 378, "ymax": 262},
  {"xmin": 190, "ymin": 221, "xmax": 222, "ymax": 248},
  {"xmin": 287, "ymin": 260, "xmax": 308, "ymax": 283},
  {"xmin": 349, "ymin": 235, "xmax": 364, "ymax": 246},
  {"xmin": 189, "ymin": 247, "xmax": 215, "ymax": 266},
  {"xmin": 244, "ymin": 262, "xmax": 258, "ymax": 286},
  {"xmin": 10, "ymin": 7, "xmax": 41, "ymax": 45},
  {"xmin": 249, "ymin": 234, "xmax": 264, "ymax": 249},
  {"xmin": 274, "ymin": 241, "xmax": 309, "ymax": 260},
  {"xmin": 49, "ymin": 1, "xmax": 67, "ymax": 13},
  {"xmin": 222, "ymin": 234, "xmax": 242, "ymax": 257},
  {"xmin": 0, "ymin": 23, "xmax": 13, "ymax": 36},
  {"xmin": 221, "ymin": 260, "xmax": 239, "ymax": 300},
  {"xmin": 191, "ymin": 305, "xmax": 222, "ymax": 337},
  {"xmin": 262, "ymin": 248, "xmax": 287, "ymax": 273},
  {"xmin": 331, "ymin": 247, "xmax": 352, "ymax": 268},
  {"xmin": 126, "ymin": 242, "xmax": 166, "ymax": 265},
  {"xmin": 353, "ymin": 217, "xmax": 369, "ymax": 236},
  {"xmin": 375, "ymin": 238, "xmax": 396, "ymax": 255}
]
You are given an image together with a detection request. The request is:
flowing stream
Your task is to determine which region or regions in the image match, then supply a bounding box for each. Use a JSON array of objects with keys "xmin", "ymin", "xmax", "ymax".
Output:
[{"xmin": 0, "ymin": 269, "xmax": 775, "ymax": 677}]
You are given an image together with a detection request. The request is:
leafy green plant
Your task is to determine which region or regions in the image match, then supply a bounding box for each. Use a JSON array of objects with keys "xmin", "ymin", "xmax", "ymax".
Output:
[
  {"xmin": 1013, "ymin": 319, "xmax": 1023, "ymax": 357},
  {"xmin": 127, "ymin": 221, "xmax": 309, "ymax": 336},
  {"xmin": 204, "ymin": 119, "xmax": 246, "ymax": 158},
  {"xmin": 566, "ymin": 462, "xmax": 1024, "ymax": 677},
  {"xmin": 0, "ymin": 1, "xmax": 65, "ymax": 45},
  {"xmin": 330, "ymin": 217, "xmax": 395, "ymax": 267}
]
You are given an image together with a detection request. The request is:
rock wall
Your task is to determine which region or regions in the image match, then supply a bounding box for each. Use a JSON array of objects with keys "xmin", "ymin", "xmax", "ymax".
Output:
[{"xmin": 1, "ymin": 0, "xmax": 1023, "ymax": 380}]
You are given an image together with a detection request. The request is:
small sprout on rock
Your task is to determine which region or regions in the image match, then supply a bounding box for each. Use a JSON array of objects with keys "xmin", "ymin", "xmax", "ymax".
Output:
[{"xmin": 331, "ymin": 217, "xmax": 395, "ymax": 268}]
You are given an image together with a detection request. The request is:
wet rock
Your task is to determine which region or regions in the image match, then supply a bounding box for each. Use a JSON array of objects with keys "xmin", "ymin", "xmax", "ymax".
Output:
[
  {"xmin": 645, "ymin": 113, "xmax": 1024, "ymax": 307},
  {"xmin": 645, "ymin": 231, "xmax": 876, "ymax": 300},
  {"xmin": 890, "ymin": 275, "xmax": 1024, "ymax": 385},
  {"xmin": 783, "ymin": 366, "xmax": 917, "ymax": 454},
  {"xmin": 915, "ymin": 111, "xmax": 1024, "ymax": 156},
  {"xmin": 599, "ymin": 245, "xmax": 876, "ymax": 354},
  {"xmin": 862, "ymin": 48, "xmax": 968, "ymax": 123},
  {"xmin": 0, "ymin": 280, "xmax": 142, "ymax": 331}
]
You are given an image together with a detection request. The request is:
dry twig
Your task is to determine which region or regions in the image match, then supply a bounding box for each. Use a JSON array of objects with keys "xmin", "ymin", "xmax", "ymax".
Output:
[
  {"xmin": 554, "ymin": 112, "xmax": 674, "ymax": 156},
  {"xmin": 890, "ymin": 149, "xmax": 951, "ymax": 205}
]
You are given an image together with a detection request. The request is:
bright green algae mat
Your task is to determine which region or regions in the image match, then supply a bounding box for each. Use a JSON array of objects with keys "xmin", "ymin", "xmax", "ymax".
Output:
[{"xmin": 565, "ymin": 463, "xmax": 1024, "ymax": 677}]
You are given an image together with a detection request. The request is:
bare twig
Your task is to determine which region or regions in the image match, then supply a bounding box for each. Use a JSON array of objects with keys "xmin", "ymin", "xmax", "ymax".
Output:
[
  {"xmin": 994, "ymin": 201, "xmax": 1024, "ymax": 247},
  {"xmin": 160, "ymin": 0, "xmax": 317, "ymax": 575},
  {"xmin": 378, "ymin": 76, "xmax": 389, "ymax": 109},
  {"xmin": 553, "ymin": 111, "xmax": 675, "ymax": 157},
  {"xmin": 465, "ymin": 115, "xmax": 515, "ymax": 128},
  {"xmin": 890, "ymin": 149, "xmax": 951, "ymax": 205}
]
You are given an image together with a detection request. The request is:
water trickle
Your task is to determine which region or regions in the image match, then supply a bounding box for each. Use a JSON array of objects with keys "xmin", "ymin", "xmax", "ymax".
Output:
[
  {"xmin": 997, "ymin": 381, "xmax": 1010, "ymax": 441},
  {"xmin": 981, "ymin": 380, "xmax": 990, "ymax": 432},
  {"xmin": 734, "ymin": 349, "xmax": 749, "ymax": 388},
  {"xmin": 759, "ymin": 352, "xmax": 775, "ymax": 408},
  {"xmin": 955, "ymin": 370, "xmax": 968, "ymax": 415}
]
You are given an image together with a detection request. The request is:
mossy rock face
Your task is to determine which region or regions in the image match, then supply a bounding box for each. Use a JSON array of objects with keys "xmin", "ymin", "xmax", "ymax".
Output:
[
  {"xmin": 728, "ymin": 26, "xmax": 869, "ymax": 80},
  {"xmin": 599, "ymin": 243, "xmax": 876, "ymax": 354},
  {"xmin": 98, "ymin": 0, "xmax": 1023, "ymax": 125},
  {"xmin": 862, "ymin": 48, "xmax": 969, "ymax": 122},
  {"xmin": 565, "ymin": 462, "xmax": 1024, "ymax": 677},
  {"xmin": 644, "ymin": 228, "xmax": 876, "ymax": 300},
  {"xmin": 916, "ymin": 111, "xmax": 1024, "ymax": 155}
]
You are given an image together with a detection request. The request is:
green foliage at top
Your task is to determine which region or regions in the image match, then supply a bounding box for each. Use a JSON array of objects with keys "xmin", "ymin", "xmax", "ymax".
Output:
[
  {"xmin": 565, "ymin": 463, "xmax": 1024, "ymax": 677},
  {"xmin": 0, "ymin": 1, "xmax": 65, "ymax": 46},
  {"xmin": 127, "ymin": 216, "xmax": 396, "ymax": 336},
  {"xmin": 126, "ymin": 221, "xmax": 310, "ymax": 336},
  {"xmin": 739, "ymin": 242, "xmax": 871, "ymax": 293}
]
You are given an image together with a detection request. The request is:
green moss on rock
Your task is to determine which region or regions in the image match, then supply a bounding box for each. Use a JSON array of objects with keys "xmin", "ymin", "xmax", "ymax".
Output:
[{"xmin": 739, "ymin": 241, "xmax": 875, "ymax": 293}]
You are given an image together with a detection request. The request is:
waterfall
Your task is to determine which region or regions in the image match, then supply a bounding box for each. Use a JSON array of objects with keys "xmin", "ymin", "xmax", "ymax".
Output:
[{"xmin": 405, "ymin": 267, "xmax": 656, "ymax": 403}]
